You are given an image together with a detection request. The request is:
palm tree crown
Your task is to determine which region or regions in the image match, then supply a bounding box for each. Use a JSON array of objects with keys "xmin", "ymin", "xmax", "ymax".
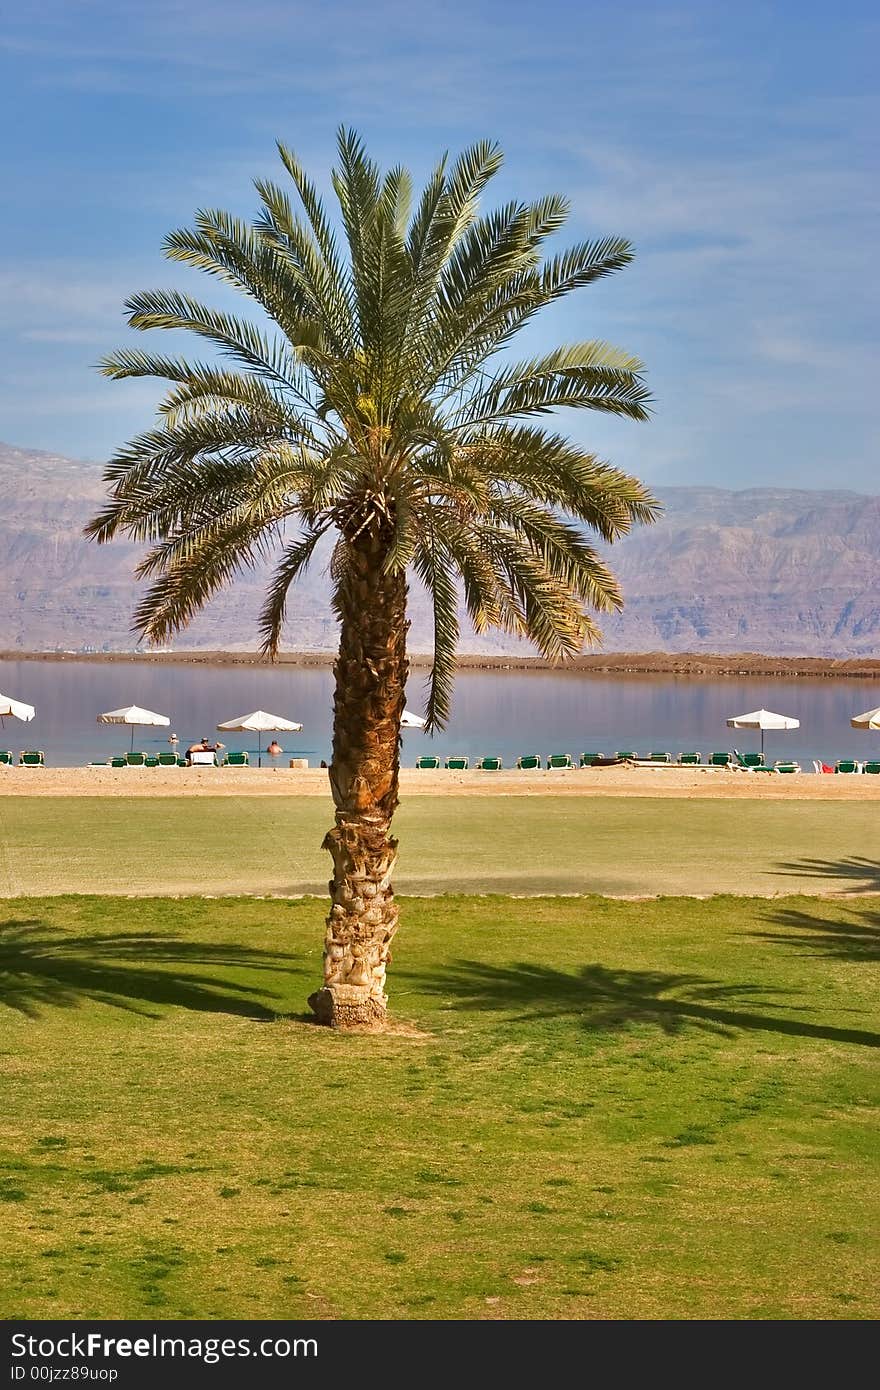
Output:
[{"xmin": 88, "ymin": 130, "xmax": 656, "ymax": 725}]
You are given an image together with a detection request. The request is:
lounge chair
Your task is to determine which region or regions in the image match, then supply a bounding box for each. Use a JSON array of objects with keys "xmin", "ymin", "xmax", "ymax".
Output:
[
  {"xmin": 615, "ymin": 751, "xmax": 638, "ymax": 761},
  {"xmin": 144, "ymin": 755, "xmax": 159, "ymax": 768},
  {"xmin": 109, "ymin": 756, "xmax": 127, "ymax": 769},
  {"xmin": 546, "ymin": 753, "xmax": 572, "ymax": 770},
  {"xmin": 708, "ymin": 751, "xmax": 733, "ymax": 767},
  {"xmin": 19, "ymin": 750, "xmax": 44, "ymax": 766},
  {"xmin": 863, "ymin": 761, "xmax": 880, "ymax": 774},
  {"xmin": 517, "ymin": 754, "xmax": 541, "ymax": 770},
  {"xmin": 445, "ymin": 756, "xmax": 469, "ymax": 770},
  {"xmin": 677, "ymin": 752, "xmax": 701, "ymax": 765},
  {"xmin": 415, "ymin": 755, "xmax": 441, "ymax": 770},
  {"xmin": 222, "ymin": 751, "xmax": 250, "ymax": 767},
  {"xmin": 774, "ymin": 760, "xmax": 801, "ymax": 773},
  {"xmin": 649, "ymin": 751, "xmax": 672, "ymax": 763},
  {"xmin": 0, "ymin": 751, "xmax": 13, "ymax": 766},
  {"xmin": 126, "ymin": 752, "xmax": 147, "ymax": 767},
  {"xmin": 834, "ymin": 759, "xmax": 861, "ymax": 774},
  {"xmin": 157, "ymin": 751, "xmax": 179, "ymax": 767},
  {"xmin": 177, "ymin": 755, "xmax": 189, "ymax": 767},
  {"xmin": 736, "ymin": 751, "xmax": 765, "ymax": 769},
  {"xmin": 189, "ymin": 749, "xmax": 218, "ymax": 767},
  {"xmin": 476, "ymin": 755, "xmax": 502, "ymax": 771},
  {"xmin": 579, "ymin": 752, "xmax": 605, "ymax": 767}
]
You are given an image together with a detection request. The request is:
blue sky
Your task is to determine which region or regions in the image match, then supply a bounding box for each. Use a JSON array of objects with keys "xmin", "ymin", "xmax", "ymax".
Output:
[{"xmin": 1, "ymin": 0, "xmax": 877, "ymax": 490}]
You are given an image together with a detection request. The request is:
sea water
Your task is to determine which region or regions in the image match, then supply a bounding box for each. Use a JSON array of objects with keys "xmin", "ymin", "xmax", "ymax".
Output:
[{"xmin": 0, "ymin": 657, "xmax": 877, "ymax": 770}]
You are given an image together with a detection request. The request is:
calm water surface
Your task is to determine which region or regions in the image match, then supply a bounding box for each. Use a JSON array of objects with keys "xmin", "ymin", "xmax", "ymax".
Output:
[{"xmin": 1, "ymin": 658, "xmax": 878, "ymax": 770}]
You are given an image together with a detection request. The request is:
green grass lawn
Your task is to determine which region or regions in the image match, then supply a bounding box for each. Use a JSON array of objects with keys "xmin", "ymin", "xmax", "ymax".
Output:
[
  {"xmin": 1, "ymin": 893, "xmax": 878, "ymax": 1319},
  {"xmin": 0, "ymin": 796, "xmax": 876, "ymax": 896}
]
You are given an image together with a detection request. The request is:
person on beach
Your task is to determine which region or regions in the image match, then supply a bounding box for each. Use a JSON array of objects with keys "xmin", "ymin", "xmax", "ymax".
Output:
[
  {"xmin": 267, "ymin": 739, "xmax": 283, "ymax": 757},
  {"xmin": 186, "ymin": 735, "xmax": 224, "ymax": 764}
]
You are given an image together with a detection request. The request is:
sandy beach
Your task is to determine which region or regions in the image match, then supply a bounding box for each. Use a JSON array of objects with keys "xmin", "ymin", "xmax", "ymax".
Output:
[{"xmin": 2, "ymin": 764, "xmax": 879, "ymax": 799}]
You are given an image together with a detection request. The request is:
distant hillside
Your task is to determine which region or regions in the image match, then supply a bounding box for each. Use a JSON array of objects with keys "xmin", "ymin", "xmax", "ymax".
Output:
[{"xmin": 1, "ymin": 442, "xmax": 878, "ymax": 657}]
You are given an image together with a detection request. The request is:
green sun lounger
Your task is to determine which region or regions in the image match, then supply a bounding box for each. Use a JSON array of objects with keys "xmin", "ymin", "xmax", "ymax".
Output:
[
  {"xmin": 177, "ymin": 755, "xmax": 189, "ymax": 767},
  {"xmin": 157, "ymin": 751, "xmax": 179, "ymax": 766},
  {"xmin": 126, "ymin": 752, "xmax": 147, "ymax": 767},
  {"xmin": 222, "ymin": 751, "xmax": 250, "ymax": 766},
  {"xmin": 517, "ymin": 754, "xmax": 541, "ymax": 770},
  {"xmin": 708, "ymin": 751, "xmax": 733, "ymax": 766},
  {"xmin": 579, "ymin": 752, "xmax": 605, "ymax": 767},
  {"xmin": 649, "ymin": 751, "xmax": 672, "ymax": 763},
  {"xmin": 834, "ymin": 759, "xmax": 860, "ymax": 774},
  {"xmin": 863, "ymin": 761, "xmax": 880, "ymax": 774},
  {"xmin": 19, "ymin": 750, "xmax": 45, "ymax": 766},
  {"xmin": 677, "ymin": 752, "xmax": 701, "ymax": 765},
  {"xmin": 774, "ymin": 761, "xmax": 801, "ymax": 773},
  {"xmin": 415, "ymin": 755, "xmax": 441, "ymax": 770},
  {"xmin": 445, "ymin": 756, "xmax": 469, "ymax": 770},
  {"xmin": 615, "ymin": 751, "xmax": 638, "ymax": 761},
  {"xmin": 476, "ymin": 756, "xmax": 502, "ymax": 771},
  {"xmin": 737, "ymin": 752, "xmax": 765, "ymax": 768},
  {"xmin": 109, "ymin": 756, "xmax": 127, "ymax": 769},
  {"xmin": 0, "ymin": 751, "xmax": 12, "ymax": 766},
  {"xmin": 144, "ymin": 755, "xmax": 159, "ymax": 767},
  {"xmin": 546, "ymin": 753, "xmax": 572, "ymax": 769}
]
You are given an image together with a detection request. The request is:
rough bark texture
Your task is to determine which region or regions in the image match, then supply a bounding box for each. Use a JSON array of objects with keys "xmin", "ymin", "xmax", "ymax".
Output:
[{"xmin": 308, "ymin": 522, "xmax": 408, "ymax": 1029}]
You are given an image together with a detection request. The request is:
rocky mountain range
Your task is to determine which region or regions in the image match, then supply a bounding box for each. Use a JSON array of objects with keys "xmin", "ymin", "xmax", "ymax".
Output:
[{"xmin": 1, "ymin": 441, "xmax": 878, "ymax": 657}]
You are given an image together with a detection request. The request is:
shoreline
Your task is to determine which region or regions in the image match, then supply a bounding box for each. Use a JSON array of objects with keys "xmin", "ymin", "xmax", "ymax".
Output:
[
  {"xmin": 2, "ymin": 648, "xmax": 880, "ymax": 680},
  {"xmin": 2, "ymin": 765, "xmax": 879, "ymax": 799}
]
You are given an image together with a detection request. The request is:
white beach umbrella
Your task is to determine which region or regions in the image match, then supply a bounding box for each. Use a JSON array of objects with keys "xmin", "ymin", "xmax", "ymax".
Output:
[
  {"xmin": 0, "ymin": 692, "xmax": 36, "ymax": 725},
  {"xmin": 216, "ymin": 710, "xmax": 303, "ymax": 767},
  {"xmin": 726, "ymin": 708, "xmax": 799, "ymax": 760},
  {"xmin": 97, "ymin": 704, "xmax": 170, "ymax": 751},
  {"xmin": 851, "ymin": 706, "xmax": 880, "ymax": 730},
  {"xmin": 400, "ymin": 709, "xmax": 427, "ymax": 729}
]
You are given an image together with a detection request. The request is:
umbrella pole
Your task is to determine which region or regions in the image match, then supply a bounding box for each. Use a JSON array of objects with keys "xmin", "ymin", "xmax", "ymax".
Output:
[
  {"xmin": 258, "ymin": 732, "xmax": 262, "ymax": 769},
  {"xmin": 130, "ymin": 724, "xmax": 135, "ymax": 752}
]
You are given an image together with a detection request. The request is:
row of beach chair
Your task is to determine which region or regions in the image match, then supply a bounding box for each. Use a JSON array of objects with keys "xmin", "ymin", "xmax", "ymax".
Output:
[
  {"xmin": 812, "ymin": 758, "xmax": 880, "ymax": 774},
  {"xmin": 415, "ymin": 752, "xmax": 683, "ymax": 770},
  {"xmin": 3, "ymin": 748, "xmax": 877, "ymax": 774},
  {"xmin": 415, "ymin": 751, "xmax": 756, "ymax": 771},
  {"xmin": 0, "ymin": 750, "xmax": 255, "ymax": 768},
  {"xmin": 87, "ymin": 751, "xmax": 252, "ymax": 768},
  {"xmin": 414, "ymin": 751, "xmax": 880, "ymax": 773}
]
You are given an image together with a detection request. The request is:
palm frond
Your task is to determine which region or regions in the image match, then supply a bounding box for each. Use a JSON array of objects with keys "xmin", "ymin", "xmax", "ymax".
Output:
[
  {"xmin": 131, "ymin": 511, "xmax": 275, "ymax": 644},
  {"xmin": 412, "ymin": 528, "xmax": 460, "ymax": 730},
  {"xmin": 124, "ymin": 288, "xmax": 299, "ymax": 387},
  {"xmin": 259, "ymin": 524, "xmax": 331, "ymax": 657},
  {"xmin": 458, "ymin": 426, "xmax": 660, "ymax": 539}
]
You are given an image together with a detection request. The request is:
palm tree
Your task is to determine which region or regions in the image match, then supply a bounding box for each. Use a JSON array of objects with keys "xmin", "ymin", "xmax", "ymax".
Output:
[{"xmin": 87, "ymin": 130, "xmax": 657, "ymax": 1028}]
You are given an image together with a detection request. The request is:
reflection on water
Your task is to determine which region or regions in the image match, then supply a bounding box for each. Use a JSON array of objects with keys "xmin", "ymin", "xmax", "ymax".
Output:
[{"xmin": 0, "ymin": 658, "xmax": 877, "ymax": 769}]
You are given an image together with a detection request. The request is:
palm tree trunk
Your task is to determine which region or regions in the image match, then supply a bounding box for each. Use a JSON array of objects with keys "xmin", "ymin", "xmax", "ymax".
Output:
[{"xmin": 308, "ymin": 524, "xmax": 408, "ymax": 1028}]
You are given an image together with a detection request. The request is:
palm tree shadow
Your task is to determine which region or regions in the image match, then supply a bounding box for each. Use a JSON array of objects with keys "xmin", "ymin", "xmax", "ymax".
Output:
[
  {"xmin": 752, "ymin": 903, "xmax": 880, "ymax": 963},
  {"xmin": 403, "ymin": 960, "xmax": 880, "ymax": 1048},
  {"xmin": 773, "ymin": 856, "xmax": 880, "ymax": 894},
  {"xmin": 0, "ymin": 919, "xmax": 306, "ymax": 1020}
]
